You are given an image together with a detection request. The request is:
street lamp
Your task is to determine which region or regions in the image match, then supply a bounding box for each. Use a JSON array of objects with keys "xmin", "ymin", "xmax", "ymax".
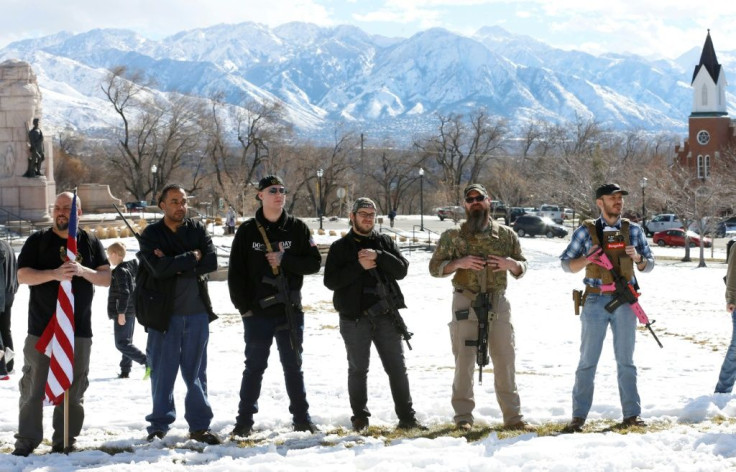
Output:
[
  {"xmin": 150, "ymin": 164, "xmax": 158, "ymax": 205},
  {"xmin": 317, "ymin": 168, "xmax": 324, "ymax": 230},
  {"xmin": 639, "ymin": 177, "xmax": 648, "ymax": 230},
  {"xmin": 419, "ymin": 168, "xmax": 424, "ymax": 231}
]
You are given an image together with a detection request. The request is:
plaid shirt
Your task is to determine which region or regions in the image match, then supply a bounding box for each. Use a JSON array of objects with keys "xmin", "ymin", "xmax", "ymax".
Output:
[{"xmin": 560, "ymin": 217, "xmax": 654, "ymax": 287}]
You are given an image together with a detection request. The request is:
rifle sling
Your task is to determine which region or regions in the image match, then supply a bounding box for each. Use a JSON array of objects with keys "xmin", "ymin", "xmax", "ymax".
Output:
[{"xmin": 256, "ymin": 221, "xmax": 279, "ymax": 276}]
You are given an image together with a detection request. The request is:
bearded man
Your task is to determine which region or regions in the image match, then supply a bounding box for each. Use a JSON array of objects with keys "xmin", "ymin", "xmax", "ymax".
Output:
[{"xmin": 428, "ymin": 184, "xmax": 533, "ymax": 432}]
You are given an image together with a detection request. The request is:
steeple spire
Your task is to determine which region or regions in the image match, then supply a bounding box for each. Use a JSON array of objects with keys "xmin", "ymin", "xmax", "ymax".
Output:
[{"xmin": 692, "ymin": 29, "xmax": 721, "ymax": 84}]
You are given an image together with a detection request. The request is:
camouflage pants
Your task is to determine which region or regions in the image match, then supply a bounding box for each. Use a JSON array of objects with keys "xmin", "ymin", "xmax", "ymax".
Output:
[{"xmin": 448, "ymin": 290, "xmax": 522, "ymax": 426}]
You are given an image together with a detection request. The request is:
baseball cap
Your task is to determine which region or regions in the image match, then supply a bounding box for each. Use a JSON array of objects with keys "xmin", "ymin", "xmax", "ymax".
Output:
[
  {"xmin": 257, "ymin": 175, "xmax": 285, "ymax": 191},
  {"xmin": 595, "ymin": 183, "xmax": 629, "ymax": 199},
  {"xmin": 463, "ymin": 183, "xmax": 489, "ymax": 198},
  {"xmin": 351, "ymin": 197, "xmax": 377, "ymax": 213}
]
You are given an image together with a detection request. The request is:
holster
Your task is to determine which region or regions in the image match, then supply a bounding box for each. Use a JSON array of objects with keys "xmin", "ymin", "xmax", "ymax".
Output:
[{"xmin": 572, "ymin": 289, "xmax": 587, "ymax": 316}]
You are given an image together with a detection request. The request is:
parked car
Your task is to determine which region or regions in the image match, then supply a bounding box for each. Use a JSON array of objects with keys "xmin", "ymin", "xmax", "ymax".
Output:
[
  {"xmin": 643, "ymin": 213, "xmax": 682, "ymax": 237},
  {"xmin": 436, "ymin": 205, "xmax": 464, "ymax": 222},
  {"xmin": 512, "ymin": 215, "xmax": 568, "ymax": 238},
  {"xmin": 508, "ymin": 207, "xmax": 527, "ymax": 224},
  {"xmin": 125, "ymin": 201, "xmax": 147, "ymax": 213},
  {"xmin": 535, "ymin": 204, "xmax": 564, "ymax": 224},
  {"xmin": 489, "ymin": 200, "xmax": 508, "ymax": 222},
  {"xmin": 653, "ymin": 228, "xmax": 712, "ymax": 248}
]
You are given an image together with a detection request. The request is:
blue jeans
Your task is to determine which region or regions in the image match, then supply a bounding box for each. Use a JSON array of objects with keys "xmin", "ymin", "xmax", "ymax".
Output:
[
  {"xmin": 572, "ymin": 293, "xmax": 640, "ymax": 419},
  {"xmin": 715, "ymin": 309, "xmax": 736, "ymax": 393},
  {"xmin": 145, "ymin": 313, "xmax": 213, "ymax": 434},
  {"xmin": 236, "ymin": 312, "xmax": 310, "ymax": 427},
  {"xmin": 339, "ymin": 315, "xmax": 415, "ymax": 422},
  {"xmin": 114, "ymin": 315, "xmax": 147, "ymax": 374}
]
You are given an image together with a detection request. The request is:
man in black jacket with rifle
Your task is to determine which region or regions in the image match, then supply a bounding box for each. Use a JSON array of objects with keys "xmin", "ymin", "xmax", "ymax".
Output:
[
  {"xmin": 228, "ymin": 176, "xmax": 322, "ymax": 438},
  {"xmin": 324, "ymin": 197, "xmax": 424, "ymax": 432}
]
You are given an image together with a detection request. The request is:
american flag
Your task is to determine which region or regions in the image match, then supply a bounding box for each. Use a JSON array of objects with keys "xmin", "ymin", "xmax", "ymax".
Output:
[{"xmin": 36, "ymin": 192, "xmax": 77, "ymax": 405}]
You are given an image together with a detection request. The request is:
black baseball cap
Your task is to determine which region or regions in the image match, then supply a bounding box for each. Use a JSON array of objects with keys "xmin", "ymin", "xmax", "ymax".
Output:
[
  {"xmin": 257, "ymin": 175, "xmax": 285, "ymax": 191},
  {"xmin": 595, "ymin": 183, "xmax": 629, "ymax": 199}
]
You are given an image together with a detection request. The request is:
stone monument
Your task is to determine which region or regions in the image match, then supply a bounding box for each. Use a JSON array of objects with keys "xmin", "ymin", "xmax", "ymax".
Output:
[{"xmin": 0, "ymin": 59, "xmax": 54, "ymax": 222}]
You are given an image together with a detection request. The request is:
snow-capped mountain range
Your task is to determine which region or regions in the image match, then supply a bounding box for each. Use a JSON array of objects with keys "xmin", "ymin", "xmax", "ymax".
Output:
[{"xmin": 2, "ymin": 22, "xmax": 735, "ymax": 144}]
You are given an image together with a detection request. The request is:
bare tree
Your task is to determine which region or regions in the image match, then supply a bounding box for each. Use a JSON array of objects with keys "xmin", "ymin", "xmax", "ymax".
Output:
[{"xmin": 415, "ymin": 109, "xmax": 507, "ymax": 204}]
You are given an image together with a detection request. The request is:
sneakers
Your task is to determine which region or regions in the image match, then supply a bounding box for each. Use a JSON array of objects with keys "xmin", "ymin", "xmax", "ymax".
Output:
[
  {"xmin": 146, "ymin": 431, "xmax": 166, "ymax": 441},
  {"xmin": 117, "ymin": 372, "xmax": 130, "ymax": 379},
  {"xmin": 231, "ymin": 423, "xmax": 253, "ymax": 438},
  {"xmin": 622, "ymin": 416, "xmax": 646, "ymax": 427},
  {"xmin": 455, "ymin": 420, "xmax": 472, "ymax": 431},
  {"xmin": 189, "ymin": 430, "xmax": 221, "ymax": 445},
  {"xmin": 397, "ymin": 418, "xmax": 428, "ymax": 431},
  {"xmin": 293, "ymin": 421, "xmax": 319, "ymax": 433},
  {"xmin": 505, "ymin": 420, "xmax": 536, "ymax": 432},
  {"xmin": 351, "ymin": 416, "xmax": 369, "ymax": 431},
  {"xmin": 563, "ymin": 417, "xmax": 585, "ymax": 433},
  {"xmin": 143, "ymin": 366, "xmax": 152, "ymax": 380}
]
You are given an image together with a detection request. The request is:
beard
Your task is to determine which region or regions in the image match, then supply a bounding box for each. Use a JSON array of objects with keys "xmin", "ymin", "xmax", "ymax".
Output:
[
  {"xmin": 466, "ymin": 207, "xmax": 490, "ymax": 233},
  {"xmin": 55, "ymin": 217, "xmax": 69, "ymax": 231}
]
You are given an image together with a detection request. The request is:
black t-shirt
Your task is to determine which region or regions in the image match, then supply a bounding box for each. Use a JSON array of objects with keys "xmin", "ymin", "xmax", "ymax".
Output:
[{"xmin": 17, "ymin": 228, "xmax": 109, "ymax": 338}]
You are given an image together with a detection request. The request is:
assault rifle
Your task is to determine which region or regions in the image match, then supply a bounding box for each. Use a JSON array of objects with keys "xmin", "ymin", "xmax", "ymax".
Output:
[
  {"xmin": 260, "ymin": 273, "xmax": 303, "ymax": 367},
  {"xmin": 112, "ymin": 203, "xmax": 159, "ymax": 276},
  {"xmin": 586, "ymin": 248, "xmax": 663, "ymax": 348},
  {"xmin": 466, "ymin": 263, "xmax": 492, "ymax": 384},
  {"xmin": 365, "ymin": 268, "xmax": 413, "ymax": 350}
]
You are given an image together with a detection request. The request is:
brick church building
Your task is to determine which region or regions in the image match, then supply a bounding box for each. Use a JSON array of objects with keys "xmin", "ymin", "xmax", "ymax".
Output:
[{"xmin": 674, "ymin": 30, "xmax": 735, "ymax": 179}]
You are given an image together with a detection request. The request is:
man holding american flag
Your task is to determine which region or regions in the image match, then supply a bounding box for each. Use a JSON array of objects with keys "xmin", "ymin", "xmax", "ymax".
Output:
[{"xmin": 12, "ymin": 192, "xmax": 110, "ymax": 457}]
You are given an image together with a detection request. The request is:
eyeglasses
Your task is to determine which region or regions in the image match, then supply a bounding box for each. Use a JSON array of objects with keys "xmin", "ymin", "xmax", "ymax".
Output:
[
  {"xmin": 267, "ymin": 187, "xmax": 287, "ymax": 195},
  {"xmin": 356, "ymin": 211, "xmax": 376, "ymax": 219},
  {"xmin": 465, "ymin": 195, "xmax": 486, "ymax": 203}
]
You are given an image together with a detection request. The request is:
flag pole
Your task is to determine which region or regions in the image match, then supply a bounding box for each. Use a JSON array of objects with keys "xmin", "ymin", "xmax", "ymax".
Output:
[{"xmin": 64, "ymin": 390, "xmax": 69, "ymax": 452}]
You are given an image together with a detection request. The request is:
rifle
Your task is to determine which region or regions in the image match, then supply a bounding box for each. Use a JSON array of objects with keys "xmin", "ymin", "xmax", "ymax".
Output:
[
  {"xmin": 586, "ymin": 248, "xmax": 663, "ymax": 348},
  {"xmin": 255, "ymin": 223, "xmax": 303, "ymax": 367},
  {"xmin": 112, "ymin": 203, "xmax": 159, "ymax": 277},
  {"xmin": 365, "ymin": 268, "xmax": 413, "ymax": 350},
  {"xmin": 465, "ymin": 262, "xmax": 492, "ymax": 384}
]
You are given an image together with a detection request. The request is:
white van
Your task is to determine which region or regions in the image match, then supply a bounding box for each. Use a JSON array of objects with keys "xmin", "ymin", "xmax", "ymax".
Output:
[{"xmin": 644, "ymin": 213, "xmax": 682, "ymax": 236}]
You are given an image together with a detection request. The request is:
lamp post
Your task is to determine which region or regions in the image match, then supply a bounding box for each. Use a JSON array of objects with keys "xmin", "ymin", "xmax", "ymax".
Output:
[
  {"xmin": 639, "ymin": 177, "xmax": 648, "ymax": 231},
  {"xmin": 317, "ymin": 168, "xmax": 324, "ymax": 230},
  {"xmin": 150, "ymin": 164, "xmax": 158, "ymax": 205},
  {"xmin": 419, "ymin": 167, "xmax": 424, "ymax": 231}
]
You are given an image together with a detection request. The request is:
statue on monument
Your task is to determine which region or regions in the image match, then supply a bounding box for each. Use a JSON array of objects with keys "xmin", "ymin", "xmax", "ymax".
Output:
[{"xmin": 25, "ymin": 117, "xmax": 45, "ymax": 177}]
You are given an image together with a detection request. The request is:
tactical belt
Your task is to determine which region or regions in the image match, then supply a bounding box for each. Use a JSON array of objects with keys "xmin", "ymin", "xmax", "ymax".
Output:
[{"xmin": 585, "ymin": 286, "xmax": 615, "ymax": 295}]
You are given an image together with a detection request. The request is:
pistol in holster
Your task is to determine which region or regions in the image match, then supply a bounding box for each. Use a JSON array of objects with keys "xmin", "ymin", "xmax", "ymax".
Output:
[{"xmin": 572, "ymin": 289, "xmax": 587, "ymax": 316}]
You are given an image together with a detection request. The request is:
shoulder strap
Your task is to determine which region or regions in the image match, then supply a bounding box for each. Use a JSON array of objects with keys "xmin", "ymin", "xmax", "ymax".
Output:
[{"xmin": 256, "ymin": 221, "xmax": 279, "ymax": 276}]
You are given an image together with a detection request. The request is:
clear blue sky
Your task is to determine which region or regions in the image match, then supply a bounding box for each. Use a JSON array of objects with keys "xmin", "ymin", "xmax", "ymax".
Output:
[{"xmin": 1, "ymin": 0, "xmax": 732, "ymax": 59}]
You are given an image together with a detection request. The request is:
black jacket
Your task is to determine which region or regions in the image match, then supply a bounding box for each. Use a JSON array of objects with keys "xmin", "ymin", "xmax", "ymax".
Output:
[
  {"xmin": 107, "ymin": 259, "xmax": 138, "ymax": 319},
  {"xmin": 137, "ymin": 218, "xmax": 217, "ymax": 331},
  {"xmin": 323, "ymin": 229, "xmax": 408, "ymax": 320},
  {"xmin": 228, "ymin": 208, "xmax": 321, "ymax": 316}
]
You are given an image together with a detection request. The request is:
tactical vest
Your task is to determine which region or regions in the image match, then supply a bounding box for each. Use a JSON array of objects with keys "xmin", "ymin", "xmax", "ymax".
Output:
[{"xmin": 584, "ymin": 218, "xmax": 634, "ymax": 284}]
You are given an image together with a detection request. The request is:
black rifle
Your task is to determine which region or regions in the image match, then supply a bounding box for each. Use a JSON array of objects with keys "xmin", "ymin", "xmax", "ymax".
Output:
[
  {"xmin": 365, "ymin": 268, "xmax": 413, "ymax": 350},
  {"xmin": 465, "ymin": 264, "xmax": 492, "ymax": 384},
  {"xmin": 259, "ymin": 274, "xmax": 303, "ymax": 366},
  {"xmin": 113, "ymin": 203, "xmax": 159, "ymax": 276}
]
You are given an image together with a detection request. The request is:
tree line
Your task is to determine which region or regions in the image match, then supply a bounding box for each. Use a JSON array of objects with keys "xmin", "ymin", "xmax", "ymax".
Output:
[{"xmin": 53, "ymin": 66, "xmax": 736, "ymax": 247}]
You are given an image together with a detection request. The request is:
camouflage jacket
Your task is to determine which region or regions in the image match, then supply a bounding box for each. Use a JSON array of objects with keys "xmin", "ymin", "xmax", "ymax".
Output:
[{"xmin": 428, "ymin": 219, "xmax": 527, "ymax": 293}]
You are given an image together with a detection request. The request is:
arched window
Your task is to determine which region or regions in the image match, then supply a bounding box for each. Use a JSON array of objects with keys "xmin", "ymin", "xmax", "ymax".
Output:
[
  {"xmin": 701, "ymin": 84, "xmax": 708, "ymax": 106},
  {"xmin": 697, "ymin": 154, "xmax": 711, "ymax": 179}
]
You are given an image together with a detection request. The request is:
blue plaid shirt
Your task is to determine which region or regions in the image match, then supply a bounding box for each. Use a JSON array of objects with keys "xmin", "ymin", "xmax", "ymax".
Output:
[{"xmin": 560, "ymin": 217, "xmax": 654, "ymax": 287}]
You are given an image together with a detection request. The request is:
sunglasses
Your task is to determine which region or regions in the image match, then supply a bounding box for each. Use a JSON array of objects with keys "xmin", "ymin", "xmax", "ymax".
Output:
[
  {"xmin": 266, "ymin": 187, "xmax": 287, "ymax": 195},
  {"xmin": 356, "ymin": 211, "xmax": 376, "ymax": 219},
  {"xmin": 465, "ymin": 195, "xmax": 486, "ymax": 203}
]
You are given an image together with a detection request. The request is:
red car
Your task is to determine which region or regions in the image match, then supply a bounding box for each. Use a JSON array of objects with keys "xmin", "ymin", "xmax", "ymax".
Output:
[{"xmin": 653, "ymin": 229, "xmax": 712, "ymax": 248}]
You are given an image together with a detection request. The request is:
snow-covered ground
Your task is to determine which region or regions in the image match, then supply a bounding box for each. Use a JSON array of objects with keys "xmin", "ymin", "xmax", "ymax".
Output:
[{"xmin": 2, "ymin": 226, "xmax": 736, "ymax": 471}]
